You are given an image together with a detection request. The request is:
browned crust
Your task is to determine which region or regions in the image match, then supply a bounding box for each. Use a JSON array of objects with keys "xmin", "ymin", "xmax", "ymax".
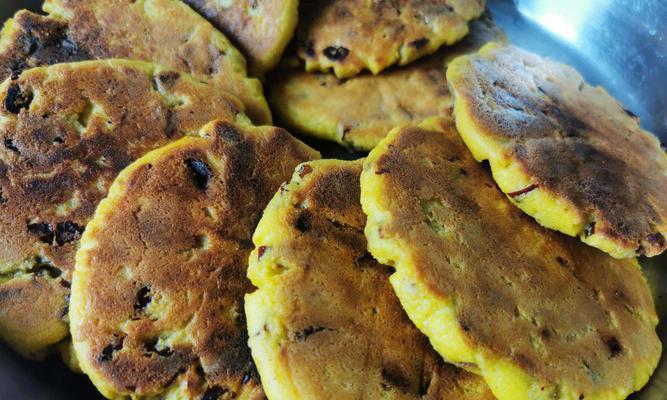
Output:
[
  {"xmin": 270, "ymin": 16, "xmax": 505, "ymax": 150},
  {"xmin": 0, "ymin": 3, "xmax": 270, "ymax": 124},
  {"xmin": 183, "ymin": 0, "xmax": 298, "ymax": 75},
  {"xmin": 296, "ymin": 0, "xmax": 485, "ymax": 78},
  {"xmin": 73, "ymin": 121, "xmax": 317, "ymax": 397},
  {"xmin": 0, "ymin": 60, "xmax": 244, "ymax": 358},
  {"xmin": 249, "ymin": 159, "xmax": 494, "ymax": 399},
  {"xmin": 448, "ymin": 45, "xmax": 667, "ymax": 257},
  {"xmin": 366, "ymin": 118, "xmax": 660, "ymax": 397}
]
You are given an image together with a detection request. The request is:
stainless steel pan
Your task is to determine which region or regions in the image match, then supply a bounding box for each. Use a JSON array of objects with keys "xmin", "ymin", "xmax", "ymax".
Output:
[{"xmin": 0, "ymin": 0, "xmax": 664, "ymax": 398}]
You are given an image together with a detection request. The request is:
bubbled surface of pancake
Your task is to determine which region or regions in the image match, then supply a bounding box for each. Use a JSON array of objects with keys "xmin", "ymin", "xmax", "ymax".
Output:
[
  {"xmin": 447, "ymin": 44, "xmax": 667, "ymax": 258},
  {"xmin": 297, "ymin": 0, "xmax": 485, "ymax": 78},
  {"xmin": 0, "ymin": 60, "xmax": 246, "ymax": 359},
  {"xmin": 183, "ymin": 0, "xmax": 298, "ymax": 75},
  {"xmin": 271, "ymin": 17, "xmax": 503, "ymax": 150},
  {"xmin": 245, "ymin": 159, "xmax": 495, "ymax": 400},
  {"xmin": 71, "ymin": 120, "xmax": 318, "ymax": 399},
  {"xmin": 0, "ymin": 3, "xmax": 270, "ymax": 124},
  {"xmin": 360, "ymin": 117, "xmax": 661, "ymax": 400}
]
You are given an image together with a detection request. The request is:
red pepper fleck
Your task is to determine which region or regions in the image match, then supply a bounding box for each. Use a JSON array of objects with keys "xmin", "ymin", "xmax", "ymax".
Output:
[
  {"xmin": 257, "ymin": 246, "xmax": 268, "ymax": 259},
  {"xmin": 298, "ymin": 164, "xmax": 313, "ymax": 178},
  {"xmin": 507, "ymin": 183, "xmax": 538, "ymax": 198}
]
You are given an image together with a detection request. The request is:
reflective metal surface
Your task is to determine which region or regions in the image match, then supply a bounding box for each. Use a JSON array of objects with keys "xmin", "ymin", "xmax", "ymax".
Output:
[{"xmin": 0, "ymin": 0, "xmax": 665, "ymax": 399}]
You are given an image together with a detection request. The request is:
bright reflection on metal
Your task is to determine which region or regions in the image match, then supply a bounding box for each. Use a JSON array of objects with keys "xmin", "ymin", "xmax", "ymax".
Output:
[{"xmin": 515, "ymin": 0, "xmax": 612, "ymax": 43}]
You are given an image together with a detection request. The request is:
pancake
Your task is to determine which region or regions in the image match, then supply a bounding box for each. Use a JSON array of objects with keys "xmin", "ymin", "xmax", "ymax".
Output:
[
  {"xmin": 271, "ymin": 17, "xmax": 503, "ymax": 150},
  {"xmin": 0, "ymin": 60, "xmax": 247, "ymax": 359},
  {"xmin": 447, "ymin": 43, "xmax": 667, "ymax": 258},
  {"xmin": 297, "ymin": 0, "xmax": 486, "ymax": 78},
  {"xmin": 0, "ymin": 1, "xmax": 270, "ymax": 124},
  {"xmin": 71, "ymin": 120, "xmax": 318, "ymax": 399},
  {"xmin": 245, "ymin": 158, "xmax": 495, "ymax": 399},
  {"xmin": 183, "ymin": 0, "xmax": 299, "ymax": 75},
  {"xmin": 360, "ymin": 117, "xmax": 661, "ymax": 400}
]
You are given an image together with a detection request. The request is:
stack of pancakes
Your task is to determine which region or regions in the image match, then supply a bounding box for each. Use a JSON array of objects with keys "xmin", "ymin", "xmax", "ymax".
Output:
[{"xmin": 0, "ymin": 1, "xmax": 664, "ymax": 399}]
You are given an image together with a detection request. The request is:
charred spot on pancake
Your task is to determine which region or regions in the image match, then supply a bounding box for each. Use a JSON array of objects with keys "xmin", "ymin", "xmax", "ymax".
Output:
[
  {"xmin": 304, "ymin": 40, "xmax": 316, "ymax": 58},
  {"xmin": 29, "ymin": 257, "xmax": 62, "ymax": 278},
  {"xmin": 605, "ymin": 336, "xmax": 623, "ymax": 358},
  {"xmin": 380, "ymin": 364, "xmax": 410, "ymax": 391},
  {"xmin": 646, "ymin": 233, "xmax": 665, "ymax": 248},
  {"xmin": 133, "ymin": 285, "xmax": 152, "ymax": 312},
  {"xmin": 410, "ymin": 38, "xmax": 429, "ymax": 49},
  {"xmin": 98, "ymin": 336, "xmax": 125, "ymax": 363},
  {"xmin": 4, "ymin": 84, "xmax": 33, "ymax": 114},
  {"xmin": 584, "ymin": 222, "xmax": 596, "ymax": 238},
  {"xmin": 293, "ymin": 326, "xmax": 332, "ymax": 341},
  {"xmin": 215, "ymin": 122, "xmax": 242, "ymax": 143},
  {"xmin": 55, "ymin": 221, "xmax": 84, "ymax": 246},
  {"xmin": 623, "ymin": 108, "xmax": 638, "ymax": 119},
  {"xmin": 27, "ymin": 222, "xmax": 55, "ymax": 244},
  {"xmin": 323, "ymin": 46, "xmax": 350, "ymax": 61},
  {"xmin": 202, "ymin": 386, "xmax": 229, "ymax": 400},
  {"xmin": 294, "ymin": 211, "xmax": 312, "ymax": 232},
  {"xmin": 143, "ymin": 338, "xmax": 174, "ymax": 357},
  {"xmin": 4, "ymin": 138, "xmax": 20, "ymax": 153},
  {"xmin": 184, "ymin": 158, "xmax": 213, "ymax": 190}
]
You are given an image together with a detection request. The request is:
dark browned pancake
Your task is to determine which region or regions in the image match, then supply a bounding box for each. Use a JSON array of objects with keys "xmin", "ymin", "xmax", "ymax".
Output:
[
  {"xmin": 447, "ymin": 44, "xmax": 667, "ymax": 258},
  {"xmin": 297, "ymin": 0, "xmax": 485, "ymax": 78},
  {"xmin": 71, "ymin": 120, "xmax": 319, "ymax": 399},
  {"xmin": 0, "ymin": 1, "xmax": 270, "ymax": 124},
  {"xmin": 0, "ymin": 60, "xmax": 246, "ymax": 359},
  {"xmin": 361, "ymin": 117, "xmax": 661, "ymax": 400},
  {"xmin": 183, "ymin": 0, "xmax": 298, "ymax": 75},
  {"xmin": 246, "ymin": 159, "xmax": 495, "ymax": 399}
]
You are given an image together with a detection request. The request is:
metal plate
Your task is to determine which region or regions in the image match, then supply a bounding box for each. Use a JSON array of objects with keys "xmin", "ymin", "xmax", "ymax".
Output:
[{"xmin": 0, "ymin": 0, "xmax": 664, "ymax": 399}]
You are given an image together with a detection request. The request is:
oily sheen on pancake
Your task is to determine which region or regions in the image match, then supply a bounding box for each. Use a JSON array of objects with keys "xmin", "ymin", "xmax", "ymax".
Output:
[
  {"xmin": 0, "ymin": 0, "xmax": 270, "ymax": 124},
  {"xmin": 71, "ymin": 120, "xmax": 318, "ymax": 399},
  {"xmin": 297, "ymin": 0, "xmax": 485, "ymax": 78},
  {"xmin": 361, "ymin": 117, "xmax": 661, "ymax": 400},
  {"xmin": 270, "ymin": 17, "xmax": 504, "ymax": 150},
  {"xmin": 447, "ymin": 43, "xmax": 667, "ymax": 258},
  {"xmin": 183, "ymin": 0, "xmax": 298, "ymax": 75},
  {"xmin": 0, "ymin": 60, "xmax": 246, "ymax": 359},
  {"xmin": 246, "ymin": 158, "xmax": 495, "ymax": 399}
]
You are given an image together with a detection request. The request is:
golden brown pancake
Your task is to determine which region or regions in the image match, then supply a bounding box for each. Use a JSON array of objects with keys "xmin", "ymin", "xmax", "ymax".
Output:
[
  {"xmin": 270, "ymin": 17, "xmax": 504, "ymax": 150},
  {"xmin": 297, "ymin": 0, "xmax": 486, "ymax": 78},
  {"xmin": 447, "ymin": 44, "xmax": 667, "ymax": 258},
  {"xmin": 0, "ymin": 60, "xmax": 246, "ymax": 359},
  {"xmin": 0, "ymin": 1, "xmax": 270, "ymax": 124},
  {"xmin": 183, "ymin": 0, "xmax": 299, "ymax": 75},
  {"xmin": 245, "ymin": 158, "xmax": 495, "ymax": 400},
  {"xmin": 361, "ymin": 117, "xmax": 661, "ymax": 400},
  {"xmin": 71, "ymin": 120, "xmax": 318, "ymax": 399}
]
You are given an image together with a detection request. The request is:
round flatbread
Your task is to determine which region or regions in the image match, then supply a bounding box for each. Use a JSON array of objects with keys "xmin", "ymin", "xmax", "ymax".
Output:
[
  {"xmin": 0, "ymin": 60, "xmax": 247, "ymax": 359},
  {"xmin": 0, "ymin": 1, "xmax": 270, "ymax": 124},
  {"xmin": 447, "ymin": 43, "xmax": 667, "ymax": 258},
  {"xmin": 361, "ymin": 117, "xmax": 661, "ymax": 400},
  {"xmin": 183, "ymin": 0, "xmax": 299, "ymax": 75},
  {"xmin": 245, "ymin": 158, "xmax": 494, "ymax": 400},
  {"xmin": 297, "ymin": 0, "xmax": 486, "ymax": 78},
  {"xmin": 71, "ymin": 120, "xmax": 318, "ymax": 399},
  {"xmin": 271, "ymin": 17, "xmax": 503, "ymax": 150}
]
